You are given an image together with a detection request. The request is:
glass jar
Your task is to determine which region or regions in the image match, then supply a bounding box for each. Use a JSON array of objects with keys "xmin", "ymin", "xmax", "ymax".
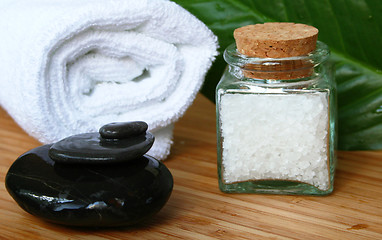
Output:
[{"xmin": 216, "ymin": 41, "xmax": 337, "ymax": 195}]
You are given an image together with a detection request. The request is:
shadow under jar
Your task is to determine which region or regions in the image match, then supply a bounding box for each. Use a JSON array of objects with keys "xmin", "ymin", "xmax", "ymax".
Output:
[{"xmin": 216, "ymin": 24, "xmax": 337, "ymax": 195}]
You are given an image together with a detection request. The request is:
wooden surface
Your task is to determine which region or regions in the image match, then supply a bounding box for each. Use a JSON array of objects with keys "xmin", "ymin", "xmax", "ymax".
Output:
[{"xmin": 0, "ymin": 94, "xmax": 381, "ymax": 239}]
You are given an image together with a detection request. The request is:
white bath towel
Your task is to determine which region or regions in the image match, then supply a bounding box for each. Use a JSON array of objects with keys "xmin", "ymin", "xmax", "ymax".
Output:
[{"xmin": 0, "ymin": 0, "xmax": 218, "ymax": 160}]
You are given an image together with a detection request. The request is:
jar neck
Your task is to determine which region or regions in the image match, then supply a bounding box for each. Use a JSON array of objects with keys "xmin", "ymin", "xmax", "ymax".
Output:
[{"xmin": 224, "ymin": 41, "xmax": 330, "ymax": 81}]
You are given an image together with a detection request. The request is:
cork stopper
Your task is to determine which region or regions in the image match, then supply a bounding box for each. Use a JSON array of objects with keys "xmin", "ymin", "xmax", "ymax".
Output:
[{"xmin": 233, "ymin": 22, "xmax": 318, "ymax": 79}]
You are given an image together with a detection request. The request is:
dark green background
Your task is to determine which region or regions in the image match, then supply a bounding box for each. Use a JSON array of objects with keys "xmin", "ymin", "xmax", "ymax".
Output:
[{"xmin": 174, "ymin": 0, "xmax": 382, "ymax": 151}]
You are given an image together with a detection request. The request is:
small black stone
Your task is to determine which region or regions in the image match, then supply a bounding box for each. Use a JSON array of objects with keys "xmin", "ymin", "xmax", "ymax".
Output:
[
  {"xmin": 99, "ymin": 121, "xmax": 148, "ymax": 139},
  {"xmin": 5, "ymin": 144, "xmax": 173, "ymax": 227},
  {"xmin": 49, "ymin": 132, "xmax": 154, "ymax": 164}
]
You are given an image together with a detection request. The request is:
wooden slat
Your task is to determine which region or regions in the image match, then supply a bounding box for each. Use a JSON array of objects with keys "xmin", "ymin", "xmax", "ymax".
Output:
[{"xmin": 0, "ymin": 94, "xmax": 381, "ymax": 239}]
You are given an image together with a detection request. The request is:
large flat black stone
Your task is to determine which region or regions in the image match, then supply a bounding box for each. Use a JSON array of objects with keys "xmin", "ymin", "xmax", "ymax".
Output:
[{"xmin": 5, "ymin": 144, "xmax": 173, "ymax": 227}]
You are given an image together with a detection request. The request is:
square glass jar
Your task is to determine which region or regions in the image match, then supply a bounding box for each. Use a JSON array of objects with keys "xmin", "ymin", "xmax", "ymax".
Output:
[{"xmin": 216, "ymin": 41, "xmax": 337, "ymax": 195}]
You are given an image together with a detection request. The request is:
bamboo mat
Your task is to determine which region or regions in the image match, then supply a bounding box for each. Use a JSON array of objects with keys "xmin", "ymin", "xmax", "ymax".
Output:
[{"xmin": 0, "ymin": 94, "xmax": 381, "ymax": 239}]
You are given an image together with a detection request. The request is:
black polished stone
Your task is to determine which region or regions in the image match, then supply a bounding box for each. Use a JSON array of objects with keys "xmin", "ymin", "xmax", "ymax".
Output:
[
  {"xmin": 99, "ymin": 121, "xmax": 148, "ymax": 139},
  {"xmin": 49, "ymin": 132, "xmax": 154, "ymax": 164},
  {"xmin": 5, "ymin": 144, "xmax": 173, "ymax": 227}
]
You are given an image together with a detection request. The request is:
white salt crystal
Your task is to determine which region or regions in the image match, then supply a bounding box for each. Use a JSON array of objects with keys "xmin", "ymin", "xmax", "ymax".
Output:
[{"xmin": 220, "ymin": 93, "xmax": 329, "ymax": 190}]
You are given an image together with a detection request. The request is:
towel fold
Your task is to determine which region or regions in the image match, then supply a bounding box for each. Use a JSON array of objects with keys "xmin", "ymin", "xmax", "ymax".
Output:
[{"xmin": 0, "ymin": 0, "xmax": 218, "ymax": 160}]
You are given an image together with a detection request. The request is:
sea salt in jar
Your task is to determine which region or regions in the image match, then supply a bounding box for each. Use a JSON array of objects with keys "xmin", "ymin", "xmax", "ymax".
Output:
[{"xmin": 216, "ymin": 23, "xmax": 337, "ymax": 195}]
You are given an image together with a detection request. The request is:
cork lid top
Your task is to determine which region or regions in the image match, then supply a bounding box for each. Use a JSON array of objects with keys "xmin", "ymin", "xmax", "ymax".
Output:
[{"xmin": 234, "ymin": 22, "xmax": 318, "ymax": 58}]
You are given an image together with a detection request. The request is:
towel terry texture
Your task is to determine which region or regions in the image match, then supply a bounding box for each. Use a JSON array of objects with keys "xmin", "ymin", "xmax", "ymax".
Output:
[{"xmin": 0, "ymin": 0, "xmax": 218, "ymax": 160}]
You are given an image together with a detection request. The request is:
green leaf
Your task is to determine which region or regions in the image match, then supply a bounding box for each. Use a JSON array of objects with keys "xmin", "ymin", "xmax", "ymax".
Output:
[{"xmin": 174, "ymin": 0, "xmax": 382, "ymax": 150}]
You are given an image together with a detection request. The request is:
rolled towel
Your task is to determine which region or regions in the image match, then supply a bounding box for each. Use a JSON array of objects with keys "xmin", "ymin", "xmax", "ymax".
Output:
[{"xmin": 0, "ymin": 0, "xmax": 218, "ymax": 160}]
